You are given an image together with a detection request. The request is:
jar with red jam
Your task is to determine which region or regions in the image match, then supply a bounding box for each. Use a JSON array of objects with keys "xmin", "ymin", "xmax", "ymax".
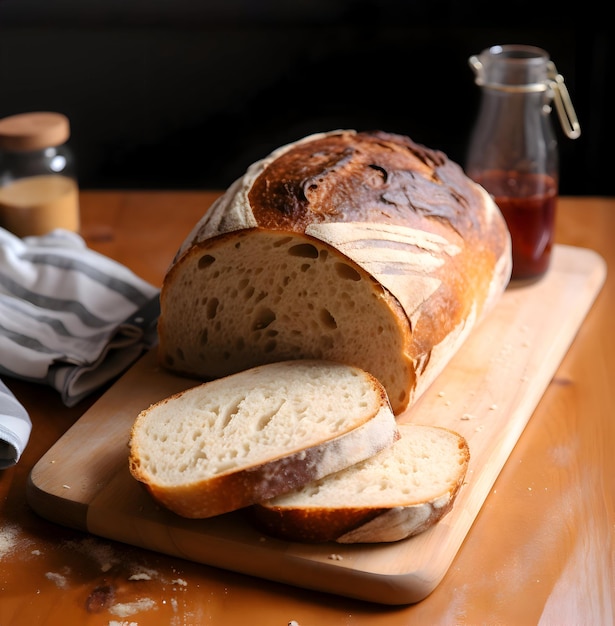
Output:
[{"xmin": 466, "ymin": 45, "xmax": 580, "ymax": 281}]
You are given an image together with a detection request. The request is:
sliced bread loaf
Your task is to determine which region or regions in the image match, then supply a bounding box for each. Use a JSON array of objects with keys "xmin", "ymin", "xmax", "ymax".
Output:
[
  {"xmin": 251, "ymin": 423, "xmax": 469, "ymax": 543},
  {"xmin": 128, "ymin": 359, "xmax": 399, "ymax": 519},
  {"xmin": 158, "ymin": 129, "xmax": 512, "ymax": 415}
]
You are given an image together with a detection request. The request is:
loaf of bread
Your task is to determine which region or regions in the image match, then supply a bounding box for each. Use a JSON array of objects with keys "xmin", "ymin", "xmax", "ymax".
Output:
[
  {"xmin": 251, "ymin": 423, "xmax": 469, "ymax": 543},
  {"xmin": 128, "ymin": 359, "xmax": 399, "ymax": 519},
  {"xmin": 157, "ymin": 130, "xmax": 512, "ymax": 415}
]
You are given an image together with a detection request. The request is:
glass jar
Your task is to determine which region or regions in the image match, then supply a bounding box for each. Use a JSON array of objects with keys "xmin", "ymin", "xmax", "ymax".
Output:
[
  {"xmin": 466, "ymin": 45, "xmax": 580, "ymax": 281},
  {"xmin": 0, "ymin": 111, "xmax": 80, "ymax": 237}
]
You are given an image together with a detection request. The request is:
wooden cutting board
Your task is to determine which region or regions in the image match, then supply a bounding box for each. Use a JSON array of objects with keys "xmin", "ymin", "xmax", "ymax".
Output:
[{"xmin": 27, "ymin": 244, "xmax": 607, "ymax": 605}]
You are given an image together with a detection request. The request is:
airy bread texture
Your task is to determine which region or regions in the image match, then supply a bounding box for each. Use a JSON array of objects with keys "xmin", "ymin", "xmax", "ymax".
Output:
[
  {"xmin": 128, "ymin": 360, "xmax": 399, "ymax": 519},
  {"xmin": 252, "ymin": 423, "xmax": 469, "ymax": 543},
  {"xmin": 158, "ymin": 130, "xmax": 512, "ymax": 415}
]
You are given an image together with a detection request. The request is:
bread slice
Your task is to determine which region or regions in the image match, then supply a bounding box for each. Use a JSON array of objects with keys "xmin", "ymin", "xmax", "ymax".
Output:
[
  {"xmin": 251, "ymin": 423, "xmax": 469, "ymax": 543},
  {"xmin": 128, "ymin": 359, "xmax": 399, "ymax": 519},
  {"xmin": 158, "ymin": 130, "xmax": 512, "ymax": 415}
]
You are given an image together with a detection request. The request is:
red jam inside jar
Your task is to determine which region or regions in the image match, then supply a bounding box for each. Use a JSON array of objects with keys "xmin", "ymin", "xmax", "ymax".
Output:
[{"xmin": 475, "ymin": 170, "xmax": 557, "ymax": 280}]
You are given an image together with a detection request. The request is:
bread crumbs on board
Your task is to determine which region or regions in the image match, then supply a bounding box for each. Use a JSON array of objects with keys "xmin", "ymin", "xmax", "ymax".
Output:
[
  {"xmin": 45, "ymin": 571, "xmax": 68, "ymax": 589},
  {"xmin": 109, "ymin": 598, "xmax": 157, "ymax": 618},
  {"xmin": 0, "ymin": 523, "xmax": 20, "ymax": 559},
  {"xmin": 2, "ymin": 529, "xmax": 199, "ymax": 622}
]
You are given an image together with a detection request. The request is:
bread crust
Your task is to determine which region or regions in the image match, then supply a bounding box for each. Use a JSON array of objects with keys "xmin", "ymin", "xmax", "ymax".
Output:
[
  {"xmin": 251, "ymin": 424, "xmax": 470, "ymax": 544},
  {"xmin": 158, "ymin": 130, "xmax": 512, "ymax": 414}
]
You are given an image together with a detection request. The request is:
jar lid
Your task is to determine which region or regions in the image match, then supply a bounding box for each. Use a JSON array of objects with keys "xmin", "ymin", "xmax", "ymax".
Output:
[{"xmin": 0, "ymin": 112, "xmax": 70, "ymax": 151}]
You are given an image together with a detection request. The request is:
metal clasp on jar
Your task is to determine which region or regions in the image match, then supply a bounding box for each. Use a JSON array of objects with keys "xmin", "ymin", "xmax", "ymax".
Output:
[
  {"xmin": 468, "ymin": 54, "xmax": 581, "ymax": 140},
  {"xmin": 547, "ymin": 61, "xmax": 581, "ymax": 139}
]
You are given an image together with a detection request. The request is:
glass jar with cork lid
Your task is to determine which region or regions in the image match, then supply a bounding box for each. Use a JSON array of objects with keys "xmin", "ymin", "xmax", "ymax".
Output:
[{"xmin": 0, "ymin": 111, "xmax": 80, "ymax": 238}]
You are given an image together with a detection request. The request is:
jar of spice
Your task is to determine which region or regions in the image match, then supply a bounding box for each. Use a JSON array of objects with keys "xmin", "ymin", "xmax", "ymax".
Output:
[{"xmin": 0, "ymin": 111, "xmax": 80, "ymax": 238}]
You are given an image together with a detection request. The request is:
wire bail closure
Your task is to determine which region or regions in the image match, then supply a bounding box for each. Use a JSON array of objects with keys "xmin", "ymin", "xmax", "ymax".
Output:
[
  {"xmin": 469, "ymin": 55, "xmax": 581, "ymax": 140},
  {"xmin": 547, "ymin": 62, "xmax": 581, "ymax": 139}
]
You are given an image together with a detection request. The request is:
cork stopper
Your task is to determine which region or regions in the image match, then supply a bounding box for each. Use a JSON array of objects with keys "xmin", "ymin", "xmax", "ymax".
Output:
[{"xmin": 0, "ymin": 112, "xmax": 71, "ymax": 152}]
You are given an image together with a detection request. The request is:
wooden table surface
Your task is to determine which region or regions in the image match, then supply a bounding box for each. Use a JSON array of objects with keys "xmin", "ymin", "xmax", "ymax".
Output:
[{"xmin": 1, "ymin": 192, "xmax": 613, "ymax": 625}]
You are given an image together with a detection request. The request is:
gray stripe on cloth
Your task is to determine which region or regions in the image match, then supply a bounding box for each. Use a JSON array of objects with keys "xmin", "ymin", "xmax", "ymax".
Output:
[
  {"xmin": 0, "ymin": 272, "xmax": 110, "ymax": 328},
  {"xmin": 0, "ymin": 296, "xmax": 112, "ymax": 342},
  {"xmin": 18, "ymin": 251, "xmax": 153, "ymax": 307}
]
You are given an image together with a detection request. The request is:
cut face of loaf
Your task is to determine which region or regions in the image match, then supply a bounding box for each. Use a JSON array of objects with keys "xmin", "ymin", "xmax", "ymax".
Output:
[
  {"xmin": 158, "ymin": 130, "xmax": 512, "ymax": 414},
  {"xmin": 128, "ymin": 360, "xmax": 399, "ymax": 519},
  {"xmin": 252, "ymin": 423, "xmax": 470, "ymax": 544},
  {"xmin": 160, "ymin": 229, "xmax": 414, "ymax": 412}
]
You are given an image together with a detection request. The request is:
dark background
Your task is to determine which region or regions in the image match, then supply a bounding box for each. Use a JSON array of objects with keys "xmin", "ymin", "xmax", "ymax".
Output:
[{"xmin": 0, "ymin": 0, "xmax": 611, "ymax": 195}]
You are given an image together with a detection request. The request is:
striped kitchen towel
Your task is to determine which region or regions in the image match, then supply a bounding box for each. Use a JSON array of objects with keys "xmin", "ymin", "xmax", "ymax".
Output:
[{"xmin": 0, "ymin": 227, "xmax": 160, "ymax": 467}]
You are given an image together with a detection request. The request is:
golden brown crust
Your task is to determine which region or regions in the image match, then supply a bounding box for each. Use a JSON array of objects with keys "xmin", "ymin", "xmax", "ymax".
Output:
[
  {"xmin": 250, "ymin": 505, "xmax": 386, "ymax": 543},
  {"xmin": 158, "ymin": 129, "xmax": 511, "ymax": 415},
  {"xmin": 248, "ymin": 130, "xmax": 482, "ymax": 236},
  {"xmin": 246, "ymin": 129, "xmax": 509, "ymax": 373},
  {"xmin": 251, "ymin": 428, "xmax": 470, "ymax": 544}
]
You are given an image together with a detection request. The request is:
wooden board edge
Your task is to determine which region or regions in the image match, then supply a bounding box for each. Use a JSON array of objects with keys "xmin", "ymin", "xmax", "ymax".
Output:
[
  {"xmin": 26, "ymin": 349, "xmax": 197, "ymax": 510},
  {"xmin": 26, "ymin": 471, "xmax": 89, "ymax": 532},
  {"xmin": 85, "ymin": 487, "xmax": 441, "ymax": 606}
]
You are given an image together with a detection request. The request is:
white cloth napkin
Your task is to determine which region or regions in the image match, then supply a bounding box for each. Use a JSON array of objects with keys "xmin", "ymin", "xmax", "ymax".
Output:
[
  {"xmin": 0, "ymin": 227, "xmax": 160, "ymax": 467},
  {"xmin": 0, "ymin": 379, "xmax": 31, "ymax": 469}
]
